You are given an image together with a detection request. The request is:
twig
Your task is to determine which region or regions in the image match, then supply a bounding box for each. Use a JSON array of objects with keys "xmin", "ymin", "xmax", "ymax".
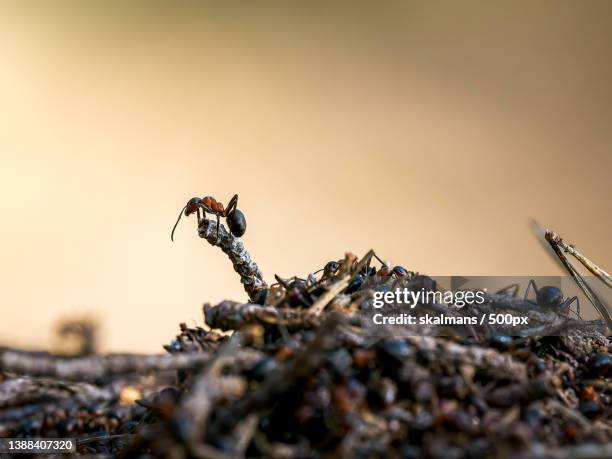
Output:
[
  {"xmin": 198, "ymin": 218, "xmax": 267, "ymax": 302},
  {"xmin": 77, "ymin": 432, "xmax": 139, "ymax": 446},
  {"xmin": 176, "ymin": 336, "xmax": 246, "ymax": 458},
  {"xmin": 0, "ymin": 347, "xmax": 212, "ymax": 382},
  {"xmin": 485, "ymin": 377, "xmax": 553, "ymax": 407},
  {"xmin": 545, "ymin": 230, "xmax": 612, "ymax": 331},
  {"xmin": 546, "ymin": 230, "xmax": 612, "ymax": 288},
  {"xmin": 521, "ymin": 443, "xmax": 612, "ymax": 459},
  {"xmin": 233, "ymin": 414, "xmax": 259, "ymax": 456},
  {"xmin": 0, "ymin": 376, "xmax": 117, "ymax": 409},
  {"xmin": 204, "ymin": 301, "xmax": 322, "ymax": 331},
  {"xmin": 404, "ymin": 336, "xmax": 528, "ymax": 381}
]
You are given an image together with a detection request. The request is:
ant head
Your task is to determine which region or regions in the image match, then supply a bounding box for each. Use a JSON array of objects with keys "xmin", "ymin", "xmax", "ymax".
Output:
[
  {"xmin": 227, "ymin": 208, "xmax": 246, "ymax": 237},
  {"xmin": 324, "ymin": 261, "xmax": 340, "ymax": 274},
  {"xmin": 184, "ymin": 197, "xmax": 201, "ymax": 216},
  {"xmin": 171, "ymin": 197, "xmax": 202, "ymax": 241},
  {"xmin": 536, "ymin": 286, "xmax": 563, "ymax": 308},
  {"xmin": 392, "ymin": 266, "xmax": 409, "ymax": 277}
]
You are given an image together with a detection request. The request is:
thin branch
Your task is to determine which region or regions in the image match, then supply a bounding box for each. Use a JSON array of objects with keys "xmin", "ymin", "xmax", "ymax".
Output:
[
  {"xmin": 523, "ymin": 443, "xmax": 612, "ymax": 459},
  {"xmin": 204, "ymin": 301, "xmax": 322, "ymax": 331},
  {"xmin": 404, "ymin": 336, "xmax": 528, "ymax": 381},
  {"xmin": 545, "ymin": 230, "xmax": 612, "ymax": 331},
  {"xmin": 546, "ymin": 230, "xmax": 612, "ymax": 288},
  {"xmin": 198, "ymin": 218, "xmax": 267, "ymax": 302},
  {"xmin": 0, "ymin": 347, "xmax": 212, "ymax": 381}
]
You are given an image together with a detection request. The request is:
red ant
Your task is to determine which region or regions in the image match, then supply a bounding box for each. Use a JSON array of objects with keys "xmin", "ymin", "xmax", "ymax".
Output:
[
  {"xmin": 369, "ymin": 253, "xmax": 410, "ymax": 279},
  {"xmin": 171, "ymin": 194, "xmax": 246, "ymax": 242}
]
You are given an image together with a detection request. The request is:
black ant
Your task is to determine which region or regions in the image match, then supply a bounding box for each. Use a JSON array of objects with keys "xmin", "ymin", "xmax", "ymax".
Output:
[
  {"xmin": 171, "ymin": 194, "xmax": 246, "ymax": 242},
  {"xmin": 497, "ymin": 280, "xmax": 580, "ymax": 319},
  {"xmin": 272, "ymin": 275, "xmax": 315, "ymax": 307},
  {"xmin": 312, "ymin": 260, "xmax": 342, "ymax": 281},
  {"xmin": 317, "ymin": 254, "xmax": 409, "ymax": 281}
]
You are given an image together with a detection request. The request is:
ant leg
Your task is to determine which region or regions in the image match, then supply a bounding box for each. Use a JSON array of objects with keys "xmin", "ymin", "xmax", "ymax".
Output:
[
  {"xmin": 225, "ymin": 194, "xmax": 239, "ymax": 215},
  {"xmin": 372, "ymin": 251, "xmax": 386, "ymax": 266},
  {"xmin": 359, "ymin": 254, "xmax": 372, "ymax": 276},
  {"xmin": 558, "ymin": 296, "xmax": 580, "ymax": 319},
  {"xmin": 274, "ymin": 274, "xmax": 291, "ymax": 290},
  {"xmin": 496, "ymin": 283, "xmax": 520, "ymax": 297},
  {"xmin": 524, "ymin": 279, "xmax": 539, "ymax": 301},
  {"xmin": 215, "ymin": 215, "xmax": 220, "ymax": 242}
]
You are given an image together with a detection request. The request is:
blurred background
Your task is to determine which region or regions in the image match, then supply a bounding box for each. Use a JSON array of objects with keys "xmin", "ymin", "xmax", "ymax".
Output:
[{"xmin": 0, "ymin": 1, "xmax": 610, "ymax": 352}]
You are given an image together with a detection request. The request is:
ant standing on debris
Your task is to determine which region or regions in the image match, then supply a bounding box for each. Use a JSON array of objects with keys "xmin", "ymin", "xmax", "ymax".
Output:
[
  {"xmin": 272, "ymin": 275, "xmax": 315, "ymax": 307},
  {"xmin": 315, "ymin": 253, "xmax": 410, "ymax": 281},
  {"xmin": 344, "ymin": 252, "xmax": 411, "ymax": 294},
  {"xmin": 171, "ymin": 194, "xmax": 246, "ymax": 242},
  {"xmin": 369, "ymin": 253, "xmax": 410, "ymax": 279},
  {"xmin": 497, "ymin": 280, "xmax": 580, "ymax": 319},
  {"xmin": 313, "ymin": 261, "xmax": 342, "ymax": 280}
]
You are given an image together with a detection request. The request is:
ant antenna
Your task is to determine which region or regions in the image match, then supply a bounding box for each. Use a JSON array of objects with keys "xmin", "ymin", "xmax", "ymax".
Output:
[{"xmin": 170, "ymin": 205, "xmax": 188, "ymax": 242}]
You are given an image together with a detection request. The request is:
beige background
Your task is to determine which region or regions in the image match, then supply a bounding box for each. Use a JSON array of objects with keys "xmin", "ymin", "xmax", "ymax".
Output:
[{"xmin": 0, "ymin": 1, "xmax": 610, "ymax": 352}]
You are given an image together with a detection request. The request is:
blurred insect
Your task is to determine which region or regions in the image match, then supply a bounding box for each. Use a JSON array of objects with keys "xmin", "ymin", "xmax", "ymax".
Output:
[
  {"xmin": 531, "ymin": 222, "xmax": 611, "ymax": 330},
  {"xmin": 307, "ymin": 258, "xmax": 363, "ymax": 294},
  {"xmin": 313, "ymin": 260, "xmax": 342, "ymax": 280},
  {"xmin": 370, "ymin": 253, "xmax": 410, "ymax": 279},
  {"xmin": 171, "ymin": 194, "xmax": 246, "ymax": 242},
  {"xmin": 496, "ymin": 280, "xmax": 580, "ymax": 319},
  {"xmin": 545, "ymin": 229, "xmax": 611, "ymax": 329},
  {"xmin": 272, "ymin": 275, "xmax": 316, "ymax": 307},
  {"xmin": 271, "ymin": 252, "xmax": 413, "ymax": 304},
  {"xmin": 345, "ymin": 252, "xmax": 411, "ymax": 293}
]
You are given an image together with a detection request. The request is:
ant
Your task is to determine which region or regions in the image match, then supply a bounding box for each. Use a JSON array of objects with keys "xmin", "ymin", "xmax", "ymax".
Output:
[
  {"xmin": 369, "ymin": 253, "xmax": 410, "ymax": 279},
  {"xmin": 496, "ymin": 280, "xmax": 580, "ymax": 319},
  {"xmin": 343, "ymin": 253, "xmax": 410, "ymax": 294},
  {"xmin": 316, "ymin": 254, "xmax": 409, "ymax": 281},
  {"xmin": 312, "ymin": 260, "xmax": 342, "ymax": 281},
  {"xmin": 272, "ymin": 275, "xmax": 315, "ymax": 307},
  {"xmin": 171, "ymin": 194, "xmax": 246, "ymax": 242}
]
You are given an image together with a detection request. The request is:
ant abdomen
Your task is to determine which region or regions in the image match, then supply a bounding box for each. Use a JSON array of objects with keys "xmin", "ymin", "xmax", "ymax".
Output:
[{"xmin": 227, "ymin": 209, "xmax": 246, "ymax": 237}]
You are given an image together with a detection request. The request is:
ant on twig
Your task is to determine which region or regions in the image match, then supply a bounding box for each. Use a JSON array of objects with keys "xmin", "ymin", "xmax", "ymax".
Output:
[
  {"xmin": 496, "ymin": 280, "xmax": 580, "ymax": 319},
  {"xmin": 171, "ymin": 194, "xmax": 246, "ymax": 242}
]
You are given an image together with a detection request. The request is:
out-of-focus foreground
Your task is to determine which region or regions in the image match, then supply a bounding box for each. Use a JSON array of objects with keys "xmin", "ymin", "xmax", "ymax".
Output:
[{"xmin": 0, "ymin": 1, "xmax": 610, "ymax": 351}]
